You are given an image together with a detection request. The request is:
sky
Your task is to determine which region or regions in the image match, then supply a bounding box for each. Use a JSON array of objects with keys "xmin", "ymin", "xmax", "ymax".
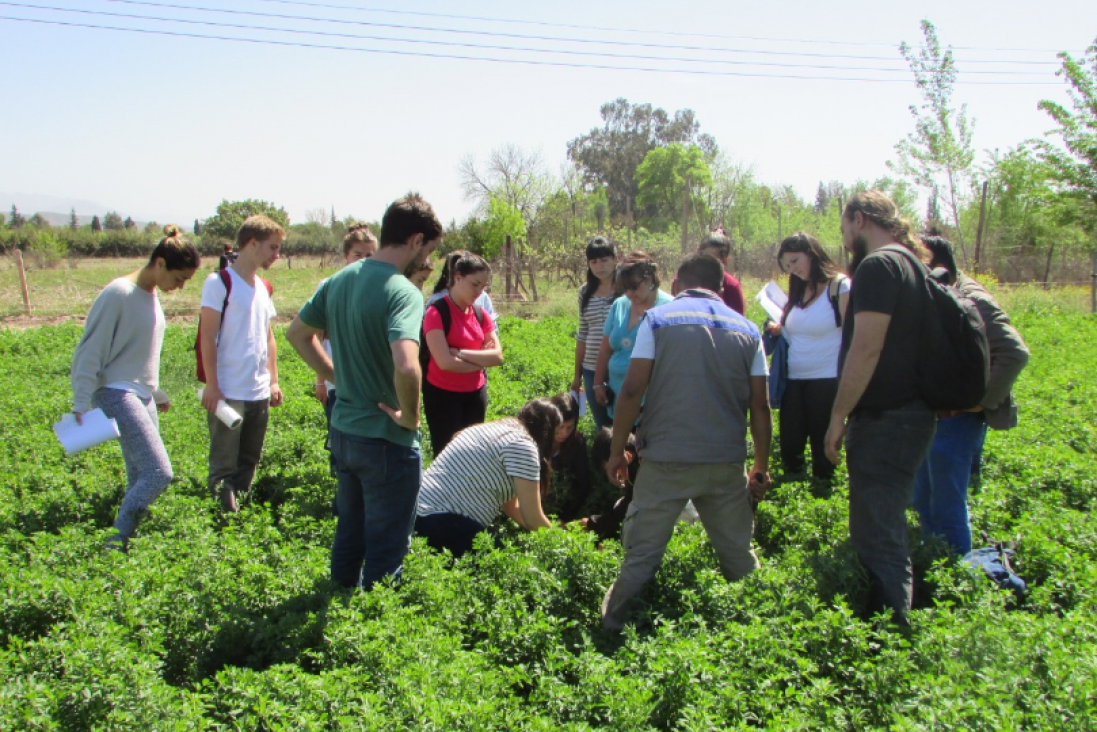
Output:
[{"xmin": 2, "ymin": 0, "xmax": 1096, "ymax": 229}]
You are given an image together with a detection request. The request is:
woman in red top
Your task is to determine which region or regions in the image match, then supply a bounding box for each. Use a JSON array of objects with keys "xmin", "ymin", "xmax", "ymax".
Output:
[{"xmin": 422, "ymin": 252, "xmax": 503, "ymax": 457}]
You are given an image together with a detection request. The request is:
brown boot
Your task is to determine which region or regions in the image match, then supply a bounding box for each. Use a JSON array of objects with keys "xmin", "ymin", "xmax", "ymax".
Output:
[{"xmin": 219, "ymin": 484, "xmax": 239, "ymax": 513}]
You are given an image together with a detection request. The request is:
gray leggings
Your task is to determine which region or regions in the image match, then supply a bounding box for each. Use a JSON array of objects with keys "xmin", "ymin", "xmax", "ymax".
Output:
[{"xmin": 93, "ymin": 387, "xmax": 174, "ymax": 540}]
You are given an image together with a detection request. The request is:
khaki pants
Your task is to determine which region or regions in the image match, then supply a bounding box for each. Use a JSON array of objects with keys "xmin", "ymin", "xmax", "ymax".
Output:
[{"xmin": 601, "ymin": 460, "xmax": 759, "ymax": 630}]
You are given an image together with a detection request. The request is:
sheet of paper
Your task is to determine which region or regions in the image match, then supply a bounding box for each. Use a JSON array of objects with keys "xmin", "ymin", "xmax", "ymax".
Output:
[
  {"xmin": 755, "ymin": 281, "xmax": 788, "ymax": 323},
  {"xmin": 53, "ymin": 408, "xmax": 121, "ymax": 455},
  {"xmin": 572, "ymin": 389, "xmax": 587, "ymax": 418}
]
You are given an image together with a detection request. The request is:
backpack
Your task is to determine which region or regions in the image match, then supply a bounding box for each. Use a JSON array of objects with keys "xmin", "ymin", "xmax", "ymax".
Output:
[
  {"xmin": 195, "ymin": 269, "xmax": 274, "ymax": 383},
  {"xmin": 882, "ymin": 245, "xmax": 989, "ymax": 411},
  {"xmin": 827, "ymin": 275, "xmax": 848, "ymax": 327},
  {"xmin": 419, "ymin": 296, "xmax": 485, "ymax": 384}
]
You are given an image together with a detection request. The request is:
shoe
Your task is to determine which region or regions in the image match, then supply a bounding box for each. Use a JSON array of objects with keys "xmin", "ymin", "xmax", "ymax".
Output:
[{"xmin": 219, "ymin": 484, "xmax": 239, "ymax": 513}]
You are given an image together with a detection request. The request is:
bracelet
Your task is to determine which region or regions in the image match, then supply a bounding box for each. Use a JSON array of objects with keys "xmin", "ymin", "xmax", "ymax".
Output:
[{"xmin": 593, "ymin": 384, "xmax": 607, "ymax": 391}]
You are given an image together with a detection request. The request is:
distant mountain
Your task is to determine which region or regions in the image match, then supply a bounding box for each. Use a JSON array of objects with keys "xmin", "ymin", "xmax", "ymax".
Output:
[
  {"xmin": 0, "ymin": 192, "xmax": 192, "ymax": 231},
  {"xmin": 0, "ymin": 192, "xmax": 111, "ymax": 219}
]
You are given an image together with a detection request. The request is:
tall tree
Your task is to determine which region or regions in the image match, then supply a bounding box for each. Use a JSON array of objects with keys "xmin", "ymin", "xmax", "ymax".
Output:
[
  {"xmin": 1037, "ymin": 38, "xmax": 1097, "ymax": 241},
  {"xmin": 91, "ymin": 215, "xmax": 102, "ymax": 233},
  {"xmin": 459, "ymin": 144, "xmax": 551, "ymax": 223},
  {"xmin": 28, "ymin": 213, "xmax": 50, "ymax": 229},
  {"xmin": 9, "ymin": 205, "xmax": 25, "ymax": 229},
  {"xmin": 193, "ymin": 218, "xmax": 203, "ymax": 236},
  {"xmin": 103, "ymin": 211, "xmax": 125, "ymax": 231},
  {"xmin": 124, "ymin": 217, "xmax": 136, "ymax": 231},
  {"xmin": 890, "ymin": 20, "xmax": 975, "ymax": 262},
  {"xmin": 203, "ymin": 199, "xmax": 289, "ymax": 242},
  {"xmin": 635, "ymin": 143, "xmax": 712, "ymax": 227},
  {"xmin": 69, "ymin": 208, "xmax": 78, "ymax": 230},
  {"xmin": 567, "ymin": 98, "xmax": 716, "ymax": 219}
]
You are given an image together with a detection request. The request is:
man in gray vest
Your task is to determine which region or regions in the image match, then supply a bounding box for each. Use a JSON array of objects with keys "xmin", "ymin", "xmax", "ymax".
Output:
[{"xmin": 601, "ymin": 253, "xmax": 772, "ymax": 631}]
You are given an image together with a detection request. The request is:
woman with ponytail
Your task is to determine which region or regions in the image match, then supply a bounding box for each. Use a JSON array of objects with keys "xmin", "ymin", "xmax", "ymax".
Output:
[
  {"xmin": 70, "ymin": 225, "xmax": 200, "ymax": 549},
  {"xmin": 414, "ymin": 398, "xmax": 561, "ymax": 557},
  {"xmin": 570, "ymin": 236, "xmax": 617, "ymax": 430}
]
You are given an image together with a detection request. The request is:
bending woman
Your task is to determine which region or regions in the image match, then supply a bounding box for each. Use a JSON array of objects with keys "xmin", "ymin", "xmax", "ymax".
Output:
[
  {"xmin": 766, "ymin": 232, "xmax": 848, "ymax": 480},
  {"xmin": 422, "ymin": 252, "xmax": 503, "ymax": 456},
  {"xmin": 593, "ymin": 251, "xmax": 671, "ymax": 421},
  {"xmin": 414, "ymin": 398, "xmax": 561, "ymax": 557},
  {"xmin": 570, "ymin": 236, "xmax": 617, "ymax": 430},
  {"xmin": 70, "ymin": 225, "xmax": 200, "ymax": 548}
]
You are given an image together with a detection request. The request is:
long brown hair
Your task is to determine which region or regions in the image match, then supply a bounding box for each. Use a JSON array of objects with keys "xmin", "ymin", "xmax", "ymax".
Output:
[
  {"xmin": 777, "ymin": 232, "xmax": 841, "ymax": 325},
  {"xmin": 843, "ymin": 190, "xmax": 927, "ymax": 259}
]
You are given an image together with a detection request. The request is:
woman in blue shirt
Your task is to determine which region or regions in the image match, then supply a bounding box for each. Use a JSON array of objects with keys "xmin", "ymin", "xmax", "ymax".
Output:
[{"xmin": 593, "ymin": 251, "xmax": 672, "ymax": 418}]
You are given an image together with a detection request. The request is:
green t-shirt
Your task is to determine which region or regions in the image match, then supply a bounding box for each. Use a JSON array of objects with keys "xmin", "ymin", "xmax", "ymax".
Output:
[{"xmin": 298, "ymin": 258, "xmax": 424, "ymax": 448}]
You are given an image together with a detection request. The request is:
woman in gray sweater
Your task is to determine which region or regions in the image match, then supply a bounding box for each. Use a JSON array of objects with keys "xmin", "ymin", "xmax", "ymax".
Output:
[{"xmin": 71, "ymin": 225, "xmax": 200, "ymax": 549}]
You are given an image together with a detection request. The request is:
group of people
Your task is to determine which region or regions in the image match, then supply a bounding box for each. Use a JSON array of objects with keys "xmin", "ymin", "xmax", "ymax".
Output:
[{"xmin": 70, "ymin": 188, "xmax": 1028, "ymax": 630}]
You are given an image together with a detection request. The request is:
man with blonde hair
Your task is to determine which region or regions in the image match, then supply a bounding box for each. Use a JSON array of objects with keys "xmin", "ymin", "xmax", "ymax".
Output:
[{"xmin": 825, "ymin": 190, "xmax": 937, "ymax": 625}]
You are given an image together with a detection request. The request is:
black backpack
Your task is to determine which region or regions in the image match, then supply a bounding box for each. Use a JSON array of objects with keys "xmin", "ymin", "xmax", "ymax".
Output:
[
  {"xmin": 882, "ymin": 245, "xmax": 989, "ymax": 411},
  {"xmin": 419, "ymin": 296, "xmax": 484, "ymax": 384}
]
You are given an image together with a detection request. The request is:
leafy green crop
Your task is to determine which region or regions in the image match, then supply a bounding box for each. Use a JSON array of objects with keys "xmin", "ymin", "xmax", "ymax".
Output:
[{"xmin": 0, "ymin": 312, "xmax": 1095, "ymax": 730}]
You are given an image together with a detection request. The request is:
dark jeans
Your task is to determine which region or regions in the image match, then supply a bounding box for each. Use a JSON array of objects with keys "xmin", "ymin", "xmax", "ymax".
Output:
[
  {"xmin": 846, "ymin": 402, "xmax": 936, "ymax": 622},
  {"xmin": 329, "ymin": 429, "xmax": 422, "ymax": 589},
  {"xmin": 780, "ymin": 377, "xmax": 838, "ymax": 479},
  {"xmin": 414, "ymin": 512, "xmax": 486, "ymax": 558},
  {"xmin": 912, "ymin": 412, "xmax": 986, "ymax": 556},
  {"xmin": 207, "ymin": 397, "xmax": 269, "ymax": 505},
  {"xmin": 583, "ymin": 368, "xmax": 612, "ymax": 431},
  {"xmin": 422, "ymin": 380, "xmax": 487, "ymax": 457}
]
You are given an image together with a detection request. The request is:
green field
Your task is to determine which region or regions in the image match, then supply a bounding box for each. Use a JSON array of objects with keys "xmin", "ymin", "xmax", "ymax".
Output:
[{"xmin": 1, "ymin": 302, "xmax": 1096, "ymax": 729}]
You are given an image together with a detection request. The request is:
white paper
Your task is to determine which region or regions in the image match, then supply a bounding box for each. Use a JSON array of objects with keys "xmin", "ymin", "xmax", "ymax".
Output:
[
  {"xmin": 755, "ymin": 281, "xmax": 788, "ymax": 323},
  {"xmin": 572, "ymin": 388, "xmax": 587, "ymax": 418},
  {"xmin": 53, "ymin": 408, "xmax": 121, "ymax": 455},
  {"xmin": 197, "ymin": 388, "xmax": 243, "ymax": 430}
]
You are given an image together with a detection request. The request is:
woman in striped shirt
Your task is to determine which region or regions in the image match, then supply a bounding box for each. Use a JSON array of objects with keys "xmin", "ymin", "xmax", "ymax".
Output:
[
  {"xmin": 570, "ymin": 237, "xmax": 618, "ymax": 430},
  {"xmin": 414, "ymin": 398, "xmax": 561, "ymax": 557}
]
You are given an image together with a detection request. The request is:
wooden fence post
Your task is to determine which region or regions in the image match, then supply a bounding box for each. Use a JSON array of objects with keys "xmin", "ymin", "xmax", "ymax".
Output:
[
  {"xmin": 14, "ymin": 249, "xmax": 32, "ymax": 316},
  {"xmin": 973, "ymin": 181, "xmax": 989, "ymax": 274}
]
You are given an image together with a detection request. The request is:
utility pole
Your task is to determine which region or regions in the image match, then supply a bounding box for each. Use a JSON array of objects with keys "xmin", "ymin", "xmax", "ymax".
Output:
[
  {"xmin": 973, "ymin": 181, "xmax": 989, "ymax": 274},
  {"xmin": 680, "ymin": 174, "xmax": 692, "ymax": 253}
]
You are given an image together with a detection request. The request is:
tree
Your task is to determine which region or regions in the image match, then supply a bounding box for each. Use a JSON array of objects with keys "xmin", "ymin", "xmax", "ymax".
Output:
[
  {"xmin": 103, "ymin": 211, "xmax": 125, "ymax": 231},
  {"xmin": 9, "ymin": 205, "xmax": 25, "ymax": 229},
  {"xmin": 635, "ymin": 144, "xmax": 712, "ymax": 228},
  {"xmin": 890, "ymin": 20, "xmax": 975, "ymax": 262},
  {"xmin": 1037, "ymin": 38, "xmax": 1097, "ymax": 239},
  {"xmin": 144, "ymin": 221, "xmax": 161, "ymax": 234},
  {"xmin": 69, "ymin": 208, "xmax": 78, "ymax": 230},
  {"xmin": 193, "ymin": 218, "xmax": 202, "ymax": 236},
  {"xmin": 480, "ymin": 196, "xmax": 527, "ymax": 260},
  {"xmin": 124, "ymin": 217, "xmax": 136, "ymax": 231},
  {"xmin": 203, "ymin": 199, "xmax": 290, "ymax": 242},
  {"xmin": 567, "ymin": 98, "xmax": 716, "ymax": 219},
  {"xmin": 27, "ymin": 213, "xmax": 50, "ymax": 229},
  {"xmin": 459, "ymin": 144, "xmax": 551, "ymax": 224},
  {"xmin": 91, "ymin": 215, "xmax": 102, "ymax": 233}
]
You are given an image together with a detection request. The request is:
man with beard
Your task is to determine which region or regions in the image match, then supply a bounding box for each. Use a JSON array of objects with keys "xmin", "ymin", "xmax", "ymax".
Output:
[
  {"xmin": 287, "ymin": 193, "xmax": 441, "ymax": 589},
  {"xmin": 824, "ymin": 190, "xmax": 936, "ymax": 625}
]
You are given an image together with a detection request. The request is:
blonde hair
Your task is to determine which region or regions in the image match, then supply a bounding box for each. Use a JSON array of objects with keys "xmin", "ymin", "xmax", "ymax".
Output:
[
  {"xmin": 843, "ymin": 190, "xmax": 926, "ymax": 258},
  {"xmin": 343, "ymin": 222, "xmax": 378, "ymax": 256},
  {"xmin": 235, "ymin": 214, "xmax": 285, "ymax": 248}
]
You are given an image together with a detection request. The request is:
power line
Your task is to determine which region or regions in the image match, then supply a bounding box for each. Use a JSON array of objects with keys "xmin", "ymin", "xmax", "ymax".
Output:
[
  {"xmin": 0, "ymin": 14, "xmax": 1063, "ymax": 85},
  {"xmin": 251, "ymin": 0, "xmax": 1089, "ymax": 56},
  {"xmin": 0, "ymin": 2, "xmax": 1056, "ymax": 76},
  {"xmin": 94, "ymin": 0, "xmax": 1065, "ymax": 65}
]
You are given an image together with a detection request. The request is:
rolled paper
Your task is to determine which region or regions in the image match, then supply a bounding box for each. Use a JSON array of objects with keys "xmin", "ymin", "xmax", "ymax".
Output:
[
  {"xmin": 196, "ymin": 388, "xmax": 243, "ymax": 429},
  {"xmin": 53, "ymin": 408, "xmax": 121, "ymax": 455}
]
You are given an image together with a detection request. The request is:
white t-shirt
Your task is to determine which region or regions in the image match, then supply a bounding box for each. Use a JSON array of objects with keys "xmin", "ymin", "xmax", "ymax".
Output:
[
  {"xmin": 784, "ymin": 278, "xmax": 850, "ymax": 380},
  {"xmin": 632, "ymin": 318, "xmax": 769, "ymax": 377},
  {"xmin": 200, "ymin": 267, "xmax": 277, "ymax": 401},
  {"xmin": 416, "ymin": 419, "xmax": 541, "ymax": 527}
]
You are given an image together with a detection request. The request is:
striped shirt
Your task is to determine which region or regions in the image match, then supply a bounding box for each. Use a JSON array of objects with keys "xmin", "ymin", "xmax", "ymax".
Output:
[
  {"xmin": 417, "ymin": 419, "xmax": 542, "ymax": 527},
  {"xmin": 575, "ymin": 286, "xmax": 615, "ymax": 372}
]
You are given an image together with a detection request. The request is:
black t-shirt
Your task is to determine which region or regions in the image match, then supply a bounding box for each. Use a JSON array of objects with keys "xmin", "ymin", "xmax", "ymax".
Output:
[{"xmin": 839, "ymin": 246, "xmax": 925, "ymax": 411}]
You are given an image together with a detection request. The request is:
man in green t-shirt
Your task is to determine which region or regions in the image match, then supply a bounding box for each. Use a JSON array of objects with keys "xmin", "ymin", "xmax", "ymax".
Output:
[{"xmin": 287, "ymin": 193, "xmax": 441, "ymax": 589}]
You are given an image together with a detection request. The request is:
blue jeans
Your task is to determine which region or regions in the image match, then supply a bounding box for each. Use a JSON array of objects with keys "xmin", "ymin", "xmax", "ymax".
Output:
[
  {"xmin": 912, "ymin": 412, "xmax": 986, "ymax": 556},
  {"xmin": 583, "ymin": 368, "xmax": 611, "ymax": 431},
  {"xmin": 329, "ymin": 429, "xmax": 422, "ymax": 589},
  {"xmin": 414, "ymin": 512, "xmax": 486, "ymax": 558},
  {"xmin": 846, "ymin": 403, "xmax": 936, "ymax": 621}
]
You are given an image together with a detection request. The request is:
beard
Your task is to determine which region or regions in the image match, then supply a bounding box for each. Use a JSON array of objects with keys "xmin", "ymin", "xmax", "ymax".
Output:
[{"xmin": 847, "ymin": 233, "xmax": 869, "ymax": 276}]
